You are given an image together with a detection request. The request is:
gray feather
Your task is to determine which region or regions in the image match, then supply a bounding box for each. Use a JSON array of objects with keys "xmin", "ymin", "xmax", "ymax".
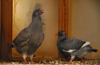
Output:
[
  {"xmin": 11, "ymin": 8, "xmax": 44, "ymax": 55},
  {"xmin": 57, "ymin": 31, "xmax": 98, "ymax": 59}
]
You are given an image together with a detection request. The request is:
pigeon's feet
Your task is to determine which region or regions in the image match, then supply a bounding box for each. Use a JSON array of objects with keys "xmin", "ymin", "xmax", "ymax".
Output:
[
  {"xmin": 24, "ymin": 59, "xmax": 28, "ymax": 64},
  {"xmin": 30, "ymin": 59, "xmax": 35, "ymax": 64},
  {"xmin": 69, "ymin": 60, "xmax": 72, "ymax": 63},
  {"xmin": 69, "ymin": 58, "xmax": 74, "ymax": 63}
]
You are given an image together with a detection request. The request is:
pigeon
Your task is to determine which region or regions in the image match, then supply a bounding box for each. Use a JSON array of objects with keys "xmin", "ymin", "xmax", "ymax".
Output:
[
  {"xmin": 8, "ymin": 8, "xmax": 45, "ymax": 63},
  {"xmin": 56, "ymin": 31, "xmax": 98, "ymax": 63}
]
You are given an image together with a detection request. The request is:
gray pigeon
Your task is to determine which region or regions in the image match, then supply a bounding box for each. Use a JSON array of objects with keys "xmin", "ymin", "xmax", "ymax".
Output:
[
  {"xmin": 8, "ymin": 8, "xmax": 45, "ymax": 63},
  {"xmin": 56, "ymin": 31, "xmax": 97, "ymax": 63}
]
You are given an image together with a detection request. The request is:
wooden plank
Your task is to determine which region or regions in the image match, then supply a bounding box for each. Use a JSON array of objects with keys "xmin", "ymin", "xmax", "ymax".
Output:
[
  {"xmin": 1, "ymin": 0, "xmax": 12, "ymax": 60},
  {"xmin": 0, "ymin": 0, "xmax": 1, "ymax": 58},
  {"xmin": 1, "ymin": 0, "xmax": 8, "ymax": 60},
  {"xmin": 59, "ymin": 0, "xmax": 68, "ymax": 36},
  {"xmin": 7, "ymin": 0, "xmax": 12, "ymax": 59},
  {"xmin": 64, "ymin": 0, "xmax": 68, "ymax": 37},
  {"xmin": 68, "ymin": 0, "xmax": 72, "ymax": 37},
  {"xmin": 59, "ymin": 0, "xmax": 64, "ymax": 31}
]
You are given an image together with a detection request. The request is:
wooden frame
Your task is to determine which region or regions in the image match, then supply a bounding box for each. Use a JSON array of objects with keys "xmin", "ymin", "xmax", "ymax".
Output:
[
  {"xmin": 0, "ymin": 0, "xmax": 68, "ymax": 61},
  {"xmin": 1, "ymin": 0, "xmax": 12, "ymax": 60},
  {"xmin": 0, "ymin": 0, "xmax": 1, "ymax": 59},
  {"xmin": 59, "ymin": 0, "xmax": 68, "ymax": 37}
]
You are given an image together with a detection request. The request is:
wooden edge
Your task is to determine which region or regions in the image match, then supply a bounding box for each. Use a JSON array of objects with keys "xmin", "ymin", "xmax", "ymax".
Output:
[
  {"xmin": 59, "ymin": 0, "xmax": 64, "ymax": 31},
  {"xmin": 0, "ymin": 0, "xmax": 1, "ymax": 58},
  {"xmin": 1, "ymin": 0, "xmax": 13, "ymax": 60},
  {"xmin": 64, "ymin": 0, "xmax": 68, "ymax": 37},
  {"xmin": 59, "ymin": 0, "xmax": 68, "ymax": 36},
  {"xmin": 68, "ymin": 0, "xmax": 72, "ymax": 37},
  {"xmin": 7, "ymin": 0, "xmax": 13, "ymax": 59}
]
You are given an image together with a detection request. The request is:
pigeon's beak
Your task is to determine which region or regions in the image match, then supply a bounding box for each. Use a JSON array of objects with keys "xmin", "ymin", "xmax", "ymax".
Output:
[
  {"xmin": 41, "ymin": 10, "xmax": 46, "ymax": 13},
  {"xmin": 55, "ymin": 33, "xmax": 58, "ymax": 36}
]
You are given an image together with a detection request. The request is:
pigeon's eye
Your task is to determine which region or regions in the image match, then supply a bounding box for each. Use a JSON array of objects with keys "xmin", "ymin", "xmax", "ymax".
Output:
[{"xmin": 37, "ymin": 11, "xmax": 39, "ymax": 12}]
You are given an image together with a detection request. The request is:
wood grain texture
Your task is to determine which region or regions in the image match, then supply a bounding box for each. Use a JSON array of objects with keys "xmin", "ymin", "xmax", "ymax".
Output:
[
  {"xmin": 59, "ymin": 0, "xmax": 64, "ymax": 31},
  {"xmin": 64, "ymin": 0, "xmax": 68, "ymax": 37},
  {"xmin": 59, "ymin": 0, "xmax": 68, "ymax": 36},
  {"xmin": 1, "ymin": 0, "xmax": 12, "ymax": 60},
  {"xmin": 0, "ymin": 0, "xmax": 1, "ymax": 58}
]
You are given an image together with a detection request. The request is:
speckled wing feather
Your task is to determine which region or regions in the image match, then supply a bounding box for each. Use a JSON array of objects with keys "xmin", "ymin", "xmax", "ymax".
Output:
[
  {"xmin": 59, "ymin": 37, "xmax": 85, "ymax": 52},
  {"xmin": 13, "ymin": 28, "xmax": 32, "ymax": 47}
]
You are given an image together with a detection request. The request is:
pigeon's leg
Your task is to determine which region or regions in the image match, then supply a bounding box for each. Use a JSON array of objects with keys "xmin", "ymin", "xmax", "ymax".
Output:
[
  {"xmin": 22, "ymin": 53, "xmax": 27, "ymax": 63},
  {"xmin": 29, "ymin": 54, "xmax": 34, "ymax": 63},
  {"xmin": 69, "ymin": 56, "xmax": 75, "ymax": 63}
]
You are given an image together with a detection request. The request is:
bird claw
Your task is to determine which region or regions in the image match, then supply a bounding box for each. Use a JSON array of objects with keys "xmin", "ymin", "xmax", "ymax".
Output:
[{"xmin": 24, "ymin": 59, "xmax": 28, "ymax": 64}]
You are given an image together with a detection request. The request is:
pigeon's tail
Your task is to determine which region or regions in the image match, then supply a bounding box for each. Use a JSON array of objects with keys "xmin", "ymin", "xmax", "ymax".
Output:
[
  {"xmin": 7, "ymin": 43, "xmax": 15, "ymax": 48},
  {"xmin": 91, "ymin": 48, "xmax": 98, "ymax": 52}
]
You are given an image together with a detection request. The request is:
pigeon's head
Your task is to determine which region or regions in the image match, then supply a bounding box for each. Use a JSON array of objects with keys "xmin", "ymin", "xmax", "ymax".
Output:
[
  {"xmin": 56, "ymin": 31, "xmax": 66, "ymax": 37},
  {"xmin": 33, "ymin": 8, "xmax": 46, "ymax": 17}
]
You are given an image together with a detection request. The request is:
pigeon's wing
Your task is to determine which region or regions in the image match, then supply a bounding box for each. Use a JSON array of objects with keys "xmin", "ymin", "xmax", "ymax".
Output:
[
  {"xmin": 13, "ymin": 28, "xmax": 32, "ymax": 47},
  {"xmin": 60, "ymin": 37, "xmax": 86, "ymax": 53}
]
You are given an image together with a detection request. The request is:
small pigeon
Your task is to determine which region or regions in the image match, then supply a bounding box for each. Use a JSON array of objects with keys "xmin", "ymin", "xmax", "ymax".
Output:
[
  {"xmin": 8, "ymin": 8, "xmax": 45, "ymax": 63},
  {"xmin": 56, "ymin": 31, "xmax": 98, "ymax": 63}
]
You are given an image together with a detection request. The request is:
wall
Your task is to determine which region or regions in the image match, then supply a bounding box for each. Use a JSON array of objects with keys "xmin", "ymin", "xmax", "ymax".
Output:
[
  {"xmin": 68, "ymin": 0, "xmax": 100, "ymax": 59},
  {"xmin": 13, "ymin": 0, "xmax": 58, "ymax": 58}
]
